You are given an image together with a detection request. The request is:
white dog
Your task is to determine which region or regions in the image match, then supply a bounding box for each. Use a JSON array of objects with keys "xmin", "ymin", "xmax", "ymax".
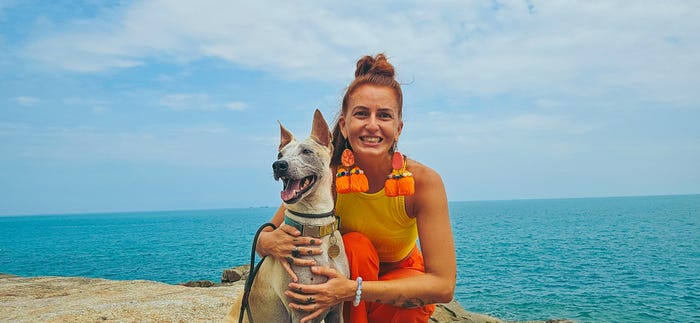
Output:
[{"xmin": 225, "ymin": 109, "xmax": 349, "ymax": 323}]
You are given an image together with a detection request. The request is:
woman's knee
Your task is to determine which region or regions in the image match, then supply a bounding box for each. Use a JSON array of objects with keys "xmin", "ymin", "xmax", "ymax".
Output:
[
  {"xmin": 342, "ymin": 231, "xmax": 372, "ymax": 249},
  {"xmin": 342, "ymin": 231, "xmax": 379, "ymax": 279},
  {"xmin": 367, "ymin": 303, "xmax": 436, "ymax": 323}
]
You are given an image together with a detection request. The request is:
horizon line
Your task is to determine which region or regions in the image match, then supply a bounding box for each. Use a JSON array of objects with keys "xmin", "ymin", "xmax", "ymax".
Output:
[{"xmin": 1, "ymin": 193, "xmax": 698, "ymax": 218}]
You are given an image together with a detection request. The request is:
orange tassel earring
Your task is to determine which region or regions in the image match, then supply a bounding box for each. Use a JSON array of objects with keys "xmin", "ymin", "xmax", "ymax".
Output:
[
  {"xmin": 336, "ymin": 147, "xmax": 368, "ymax": 193},
  {"xmin": 385, "ymin": 152, "xmax": 414, "ymax": 197}
]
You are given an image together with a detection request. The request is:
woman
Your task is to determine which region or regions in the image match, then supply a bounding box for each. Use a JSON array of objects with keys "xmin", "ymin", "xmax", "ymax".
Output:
[{"xmin": 255, "ymin": 53, "xmax": 456, "ymax": 323}]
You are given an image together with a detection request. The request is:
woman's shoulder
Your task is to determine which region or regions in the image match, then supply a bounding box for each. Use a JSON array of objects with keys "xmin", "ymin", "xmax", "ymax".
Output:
[
  {"xmin": 404, "ymin": 157, "xmax": 447, "ymax": 217},
  {"xmin": 406, "ymin": 157, "xmax": 444, "ymax": 187}
]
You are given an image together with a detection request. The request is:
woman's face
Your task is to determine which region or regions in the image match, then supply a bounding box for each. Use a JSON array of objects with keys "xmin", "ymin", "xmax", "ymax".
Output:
[{"xmin": 340, "ymin": 84, "xmax": 403, "ymax": 161}]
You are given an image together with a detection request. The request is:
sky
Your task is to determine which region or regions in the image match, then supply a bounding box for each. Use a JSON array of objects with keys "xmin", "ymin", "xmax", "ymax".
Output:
[{"xmin": 1, "ymin": 1, "xmax": 698, "ymax": 216}]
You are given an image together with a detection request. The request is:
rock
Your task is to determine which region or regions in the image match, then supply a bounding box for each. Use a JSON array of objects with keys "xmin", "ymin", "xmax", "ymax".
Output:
[
  {"xmin": 0, "ymin": 273, "xmax": 573, "ymax": 323},
  {"xmin": 433, "ymin": 301, "xmax": 505, "ymax": 323},
  {"xmin": 0, "ymin": 274, "xmax": 241, "ymax": 322},
  {"xmin": 431, "ymin": 301, "xmax": 505, "ymax": 323},
  {"xmin": 222, "ymin": 264, "xmax": 250, "ymax": 283},
  {"xmin": 179, "ymin": 280, "xmax": 216, "ymax": 287}
]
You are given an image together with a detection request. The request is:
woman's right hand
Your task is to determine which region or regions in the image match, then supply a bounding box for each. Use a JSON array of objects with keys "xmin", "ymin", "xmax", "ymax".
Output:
[{"xmin": 256, "ymin": 224, "xmax": 323, "ymax": 282}]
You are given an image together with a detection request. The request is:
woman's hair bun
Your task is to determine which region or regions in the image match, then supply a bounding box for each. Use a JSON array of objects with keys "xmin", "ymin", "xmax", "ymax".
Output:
[{"xmin": 355, "ymin": 53, "xmax": 395, "ymax": 78}]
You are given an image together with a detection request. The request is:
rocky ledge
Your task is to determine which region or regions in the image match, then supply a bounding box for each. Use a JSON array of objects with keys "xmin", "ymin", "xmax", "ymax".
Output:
[{"xmin": 0, "ymin": 272, "xmax": 575, "ymax": 323}]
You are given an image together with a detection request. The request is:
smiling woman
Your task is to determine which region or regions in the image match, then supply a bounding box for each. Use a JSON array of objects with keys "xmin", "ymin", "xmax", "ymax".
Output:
[
  {"xmin": 324, "ymin": 54, "xmax": 455, "ymax": 323},
  {"xmin": 252, "ymin": 53, "xmax": 456, "ymax": 323}
]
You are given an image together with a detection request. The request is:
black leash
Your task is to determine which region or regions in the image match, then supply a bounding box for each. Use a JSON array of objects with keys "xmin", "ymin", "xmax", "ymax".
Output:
[{"xmin": 239, "ymin": 222, "xmax": 277, "ymax": 323}]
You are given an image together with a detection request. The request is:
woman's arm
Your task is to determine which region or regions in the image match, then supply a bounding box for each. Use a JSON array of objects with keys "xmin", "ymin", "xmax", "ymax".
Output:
[
  {"xmin": 286, "ymin": 162, "xmax": 456, "ymax": 322},
  {"xmin": 361, "ymin": 162, "xmax": 456, "ymax": 305},
  {"xmin": 254, "ymin": 204, "xmax": 285, "ymax": 256},
  {"xmin": 255, "ymin": 204, "xmax": 324, "ymax": 281}
]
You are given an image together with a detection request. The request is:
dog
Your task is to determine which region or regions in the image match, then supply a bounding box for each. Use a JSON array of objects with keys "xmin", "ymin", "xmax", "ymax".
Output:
[{"xmin": 225, "ymin": 109, "xmax": 349, "ymax": 323}]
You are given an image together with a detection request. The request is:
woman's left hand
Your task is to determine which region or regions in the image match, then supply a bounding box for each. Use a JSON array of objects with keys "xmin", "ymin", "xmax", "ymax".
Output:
[{"xmin": 285, "ymin": 266, "xmax": 352, "ymax": 323}]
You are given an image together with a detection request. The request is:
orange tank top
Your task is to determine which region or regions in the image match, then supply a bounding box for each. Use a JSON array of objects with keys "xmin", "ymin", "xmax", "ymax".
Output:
[{"xmin": 336, "ymin": 189, "xmax": 418, "ymax": 263}]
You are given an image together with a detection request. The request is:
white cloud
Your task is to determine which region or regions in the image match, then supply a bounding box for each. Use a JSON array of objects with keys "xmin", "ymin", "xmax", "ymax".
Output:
[
  {"xmin": 536, "ymin": 99, "xmax": 565, "ymax": 109},
  {"xmin": 401, "ymin": 110, "xmax": 601, "ymax": 167},
  {"xmin": 24, "ymin": 32, "xmax": 144, "ymax": 72},
  {"xmin": 62, "ymin": 97, "xmax": 111, "ymax": 108},
  {"xmin": 225, "ymin": 101, "xmax": 247, "ymax": 111},
  {"xmin": 0, "ymin": 123, "xmax": 270, "ymax": 168},
  {"xmin": 18, "ymin": 1, "xmax": 698, "ymax": 106},
  {"xmin": 14, "ymin": 96, "xmax": 40, "ymax": 106},
  {"xmin": 159, "ymin": 93, "xmax": 247, "ymax": 111},
  {"xmin": 2, "ymin": 0, "xmax": 697, "ymax": 213},
  {"xmin": 502, "ymin": 114, "xmax": 594, "ymax": 136},
  {"xmin": 159, "ymin": 93, "xmax": 213, "ymax": 110}
]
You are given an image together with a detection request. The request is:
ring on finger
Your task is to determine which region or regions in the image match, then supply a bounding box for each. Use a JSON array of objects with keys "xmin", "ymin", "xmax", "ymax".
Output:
[{"xmin": 291, "ymin": 247, "xmax": 300, "ymax": 258}]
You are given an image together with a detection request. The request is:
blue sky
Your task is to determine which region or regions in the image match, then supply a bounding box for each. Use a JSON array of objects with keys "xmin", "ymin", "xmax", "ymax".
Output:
[{"xmin": 1, "ymin": 1, "xmax": 698, "ymax": 216}]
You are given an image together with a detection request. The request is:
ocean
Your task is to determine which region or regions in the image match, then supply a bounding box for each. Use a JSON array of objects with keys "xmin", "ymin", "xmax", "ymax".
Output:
[{"xmin": 1, "ymin": 195, "xmax": 698, "ymax": 322}]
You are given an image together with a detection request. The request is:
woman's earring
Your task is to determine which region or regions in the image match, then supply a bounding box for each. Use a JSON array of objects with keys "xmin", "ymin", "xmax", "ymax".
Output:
[
  {"xmin": 336, "ymin": 143, "xmax": 368, "ymax": 193},
  {"xmin": 385, "ymin": 149, "xmax": 414, "ymax": 197}
]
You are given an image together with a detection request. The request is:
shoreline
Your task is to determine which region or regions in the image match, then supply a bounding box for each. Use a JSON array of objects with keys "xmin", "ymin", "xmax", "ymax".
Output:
[{"xmin": 0, "ymin": 273, "xmax": 573, "ymax": 323}]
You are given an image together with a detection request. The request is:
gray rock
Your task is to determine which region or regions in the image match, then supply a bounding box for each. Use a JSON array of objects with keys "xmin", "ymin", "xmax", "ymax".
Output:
[
  {"xmin": 0, "ymin": 274, "xmax": 240, "ymax": 322},
  {"xmin": 221, "ymin": 264, "xmax": 250, "ymax": 283},
  {"xmin": 431, "ymin": 300, "xmax": 505, "ymax": 322},
  {"xmin": 0, "ymin": 273, "xmax": 572, "ymax": 323},
  {"xmin": 180, "ymin": 279, "xmax": 216, "ymax": 287}
]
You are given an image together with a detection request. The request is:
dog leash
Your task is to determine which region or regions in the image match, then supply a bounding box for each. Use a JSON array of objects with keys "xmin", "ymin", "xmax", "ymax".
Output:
[{"xmin": 239, "ymin": 222, "xmax": 277, "ymax": 323}]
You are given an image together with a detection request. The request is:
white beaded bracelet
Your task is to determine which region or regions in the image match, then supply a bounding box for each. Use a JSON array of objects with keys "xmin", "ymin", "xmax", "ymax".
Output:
[{"xmin": 353, "ymin": 276, "xmax": 363, "ymax": 307}]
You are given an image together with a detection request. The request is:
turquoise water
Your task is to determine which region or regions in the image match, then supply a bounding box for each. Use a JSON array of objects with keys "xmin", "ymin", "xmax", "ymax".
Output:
[{"xmin": 1, "ymin": 195, "xmax": 698, "ymax": 322}]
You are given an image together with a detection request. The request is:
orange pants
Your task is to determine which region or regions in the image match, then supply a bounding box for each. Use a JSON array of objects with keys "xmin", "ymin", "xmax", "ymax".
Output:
[{"xmin": 342, "ymin": 232, "xmax": 436, "ymax": 323}]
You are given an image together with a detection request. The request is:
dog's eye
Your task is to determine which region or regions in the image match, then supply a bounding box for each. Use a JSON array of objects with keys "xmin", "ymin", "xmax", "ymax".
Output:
[
  {"xmin": 302, "ymin": 149, "xmax": 313, "ymax": 155},
  {"xmin": 277, "ymin": 152, "xmax": 283, "ymax": 159}
]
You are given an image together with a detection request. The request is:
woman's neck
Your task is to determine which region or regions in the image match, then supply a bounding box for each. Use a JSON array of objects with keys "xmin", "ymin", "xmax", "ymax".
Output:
[{"xmin": 355, "ymin": 153, "xmax": 392, "ymax": 192}]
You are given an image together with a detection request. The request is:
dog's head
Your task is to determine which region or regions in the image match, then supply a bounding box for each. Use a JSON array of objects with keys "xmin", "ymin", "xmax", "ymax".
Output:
[{"xmin": 273, "ymin": 109, "xmax": 332, "ymax": 205}]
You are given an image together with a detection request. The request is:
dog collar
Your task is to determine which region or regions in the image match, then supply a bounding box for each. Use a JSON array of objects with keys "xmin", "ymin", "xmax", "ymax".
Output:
[
  {"xmin": 286, "ymin": 209, "xmax": 336, "ymax": 218},
  {"xmin": 284, "ymin": 215, "xmax": 339, "ymax": 238}
]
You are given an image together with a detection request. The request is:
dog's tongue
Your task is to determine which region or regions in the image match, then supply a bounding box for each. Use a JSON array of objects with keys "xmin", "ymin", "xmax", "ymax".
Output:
[{"xmin": 281, "ymin": 179, "xmax": 302, "ymax": 202}]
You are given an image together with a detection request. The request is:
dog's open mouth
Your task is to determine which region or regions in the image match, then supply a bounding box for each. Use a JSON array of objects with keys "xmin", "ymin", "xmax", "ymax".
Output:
[{"xmin": 280, "ymin": 175, "xmax": 317, "ymax": 204}]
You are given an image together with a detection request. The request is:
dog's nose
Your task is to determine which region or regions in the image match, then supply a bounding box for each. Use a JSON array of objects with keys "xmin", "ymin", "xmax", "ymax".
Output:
[{"xmin": 272, "ymin": 160, "xmax": 288, "ymax": 173}]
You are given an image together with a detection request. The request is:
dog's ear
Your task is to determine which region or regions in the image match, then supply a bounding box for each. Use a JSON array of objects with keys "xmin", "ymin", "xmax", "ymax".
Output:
[
  {"xmin": 279, "ymin": 121, "xmax": 294, "ymax": 150},
  {"xmin": 310, "ymin": 109, "xmax": 331, "ymax": 148}
]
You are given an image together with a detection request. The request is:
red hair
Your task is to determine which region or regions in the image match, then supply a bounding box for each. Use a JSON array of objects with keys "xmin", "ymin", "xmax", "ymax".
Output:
[{"xmin": 331, "ymin": 53, "xmax": 403, "ymax": 167}]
